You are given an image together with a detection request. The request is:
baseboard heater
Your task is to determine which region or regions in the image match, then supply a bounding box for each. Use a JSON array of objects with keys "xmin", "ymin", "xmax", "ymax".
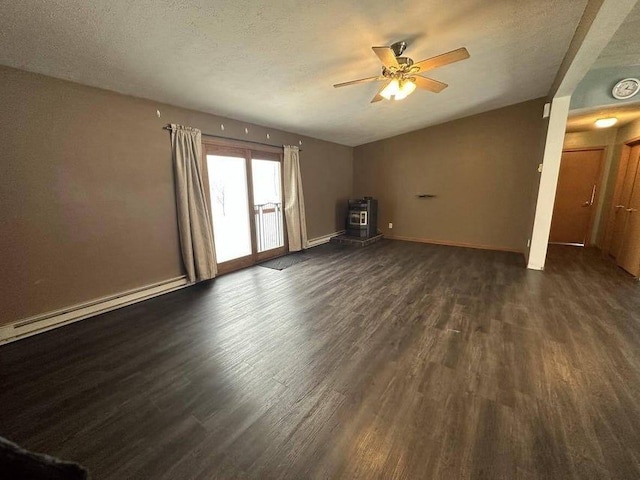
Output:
[
  {"xmin": 306, "ymin": 230, "xmax": 346, "ymax": 248},
  {"xmin": 1, "ymin": 276, "xmax": 189, "ymax": 344},
  {"xmin": 2, "ymin": 229, "xmax": 347, "ymax": 344}
]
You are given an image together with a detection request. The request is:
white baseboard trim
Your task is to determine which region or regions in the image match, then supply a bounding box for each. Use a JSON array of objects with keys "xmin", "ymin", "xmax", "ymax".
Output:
[
  {"xmin": 306, "ymin": 230, "xmax": 346, "ymax": 248},
  {"xmin": 0, "ymin": 276, "xmax": 190, "ymax": 345}
]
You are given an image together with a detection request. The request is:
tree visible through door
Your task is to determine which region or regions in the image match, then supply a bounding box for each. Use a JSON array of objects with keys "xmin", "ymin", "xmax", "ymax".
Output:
[{"xmin": 549, "ymin": 149, "xmax": 603, "ymax": 245}]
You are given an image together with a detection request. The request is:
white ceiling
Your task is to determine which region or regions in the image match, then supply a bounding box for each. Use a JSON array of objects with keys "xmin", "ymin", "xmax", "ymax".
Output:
[
  {"xmin": 570, "ymin": 65, "xmax": 640, "ymax": 111},
  {"xmin": 569, "ymin": 2, "xmax": 640, "ymax": 115},
  {"xmin": 0, "ymin": 0, "xmax": 588, "ymax": 146},
  {"xmin": 593, "ymin": 0, "xmax": 640, "ymax": 69}
]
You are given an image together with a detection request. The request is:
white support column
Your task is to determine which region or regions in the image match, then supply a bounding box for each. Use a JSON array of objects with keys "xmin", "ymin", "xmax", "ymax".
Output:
[
  {"xmin": 526, "ymin": 0, "xmax": 638, "ymax": 271},
  {"xmin": 527, "ymin": 96, "xmax": 571, "ymax": 270}
]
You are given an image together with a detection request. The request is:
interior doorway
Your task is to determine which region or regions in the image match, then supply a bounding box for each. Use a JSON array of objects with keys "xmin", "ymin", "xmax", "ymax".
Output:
[
  {"xmin": 549, "ymin": 148, "xmax": 604, "ymax": 246},
  {"xmin": 202, "ymin": 140, "xmax": 286, "ymax": 274}
]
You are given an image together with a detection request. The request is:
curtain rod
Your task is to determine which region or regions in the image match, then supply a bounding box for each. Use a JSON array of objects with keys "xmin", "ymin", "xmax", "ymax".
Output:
[{"xmin": 162, "ymin": 126, "xmax": 303, "ymax": 151}]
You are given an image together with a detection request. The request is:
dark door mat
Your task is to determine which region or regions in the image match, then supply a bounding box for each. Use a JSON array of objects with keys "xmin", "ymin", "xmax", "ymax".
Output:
[{"xmin": 259, "ymin": 252, "xmax": 311, "ymax": 270}]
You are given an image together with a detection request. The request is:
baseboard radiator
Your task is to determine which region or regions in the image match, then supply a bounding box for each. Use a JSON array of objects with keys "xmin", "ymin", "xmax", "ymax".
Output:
[
  {"xmin": 1, "ymin": 230, "xmax": 345, "ymax": 345},
  {"xmin": 306, "ymin": 230, "xmax": 345, "ymax": 248},
  {"xmin": 0, "ymin": 276, "xmax": 189, "ymax": 345}
]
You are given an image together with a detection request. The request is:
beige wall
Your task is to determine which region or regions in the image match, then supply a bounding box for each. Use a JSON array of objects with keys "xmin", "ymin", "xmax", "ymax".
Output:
[
  {"xmin": 563, "ymin": 129, "xmax": 617, "ymax": 150},
  {"xmin": 353, "ymin": 98, "xmax": 547, "ymax": 252},
  {"xmin": 563, "ymin": 128, "xmax": 618, "ymax": 246},
  {"xmin": 0, "ymin": 66, "xmax": 352, "ymax": 326},
  {"xmin": 616, "ymin": 118, "xmax": 640, "ymax": 145}
]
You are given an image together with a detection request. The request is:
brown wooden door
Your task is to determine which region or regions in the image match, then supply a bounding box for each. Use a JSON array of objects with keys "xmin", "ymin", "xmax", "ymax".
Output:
[
  {"xmin": 549, "ymin": 149, "xmax": 603, "ymax": 245},
  {"xmin": 609, "ymin": 146, "xmax": 639, "ymax": 259},
  {"xmin": 616, "ymin": 145, "xmax": 640, "ymax": 276}
]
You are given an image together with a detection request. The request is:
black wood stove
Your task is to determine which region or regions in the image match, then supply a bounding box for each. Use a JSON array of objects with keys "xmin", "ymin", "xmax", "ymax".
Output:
[{"xmin": 346, "ymin": 197, "xmax": 378, "ymax": 238}]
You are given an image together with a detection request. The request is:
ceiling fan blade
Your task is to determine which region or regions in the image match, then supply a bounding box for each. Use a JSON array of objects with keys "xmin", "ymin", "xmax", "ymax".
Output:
[
  {"xmin": 413, "ymin": 76, "xmax": 448, "ymax": 93},
  {"xmin": 371, "ymin": 80, "xmax": 391, "ymax": 103},
  {"xmin": 413, "ymin": 47, "xmax": 470, "ymax": 73},
  {"xmin": 333, "ymin": 76, "xmax": 384, "ymax": 88},
  {"xmin": 372, "ymin": 46, "xmax": 399, "ymax": 68}
]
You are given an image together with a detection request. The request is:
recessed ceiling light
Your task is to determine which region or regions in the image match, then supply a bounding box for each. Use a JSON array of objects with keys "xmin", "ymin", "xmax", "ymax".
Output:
[{"xmin": 595, "ymin": 117, "xmax": 618, "ymax": 128}]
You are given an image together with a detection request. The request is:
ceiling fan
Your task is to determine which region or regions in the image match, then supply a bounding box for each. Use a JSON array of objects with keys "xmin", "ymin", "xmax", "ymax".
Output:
[{"xmin": 333, "ymin": 41, "xmax": 470, "ymax": 103}]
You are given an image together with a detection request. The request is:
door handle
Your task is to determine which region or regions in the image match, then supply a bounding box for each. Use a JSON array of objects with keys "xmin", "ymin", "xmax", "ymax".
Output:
[
  {"xmin": 615, "ymin": 205, "xmax": 625, "ymax": 209},
  {"xmin": 581, "ymin": 186, "xmax": 597, "ymax": 207},
  {"xmin": 626, "ymin": 208, "xmax": 637, "ymax": 213}
]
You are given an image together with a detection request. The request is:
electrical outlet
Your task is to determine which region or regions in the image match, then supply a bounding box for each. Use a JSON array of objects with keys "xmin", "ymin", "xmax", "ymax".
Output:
[{"xmin": 388, "ymin": 223, "xmax": 393, "ymax": 229}]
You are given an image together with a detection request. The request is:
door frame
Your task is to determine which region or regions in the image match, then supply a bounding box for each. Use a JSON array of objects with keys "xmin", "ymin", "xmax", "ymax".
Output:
[
  {"xmin": 549, "ymin": 147, "xmax": 605, "ymax": 246},
  {"xmin": 201, "ymin": 137, "xmax": 288, "ymax": 275}
]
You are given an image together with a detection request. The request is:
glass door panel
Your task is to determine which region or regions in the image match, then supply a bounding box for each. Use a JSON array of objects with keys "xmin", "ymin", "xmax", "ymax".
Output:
[
  {"xmin": 207, "ymin": 154, "xmax": 252, "ymax": 263},
  {"xmin": 251, "ymin": 159, "xmax": 284, "ymax": 253}
]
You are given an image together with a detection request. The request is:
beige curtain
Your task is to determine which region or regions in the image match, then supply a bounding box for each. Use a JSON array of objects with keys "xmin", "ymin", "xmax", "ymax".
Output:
[
  {"xmin": 170, "ymin": 124, "xmax": 217, "ymax": 282},
  {"xmin": 283, "ymin": 145, "xmax": 308, "ymax": 251}
]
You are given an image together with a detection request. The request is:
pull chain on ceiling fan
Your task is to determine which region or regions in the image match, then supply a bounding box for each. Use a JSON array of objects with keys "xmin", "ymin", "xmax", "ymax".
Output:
[{"xmin": 333, "ymin": 41, "xmax": 470, "ymax": 103}]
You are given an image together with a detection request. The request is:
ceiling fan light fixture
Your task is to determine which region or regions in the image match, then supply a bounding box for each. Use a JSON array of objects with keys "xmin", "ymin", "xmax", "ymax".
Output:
[
  {"xmin": 595, "ymin": 117, "xmax": 618, "ymax": 128},
  {"xmin": 400, "ymin": 79, "xmax": 416, "ymax": 97},
  {"xmin": 380, "ymin": 78, "xmax": 400, "ymax": 100},
  {"xmin": 335, "ymin": 43, "xmax": 469, "ymax": 104},
  {"xmin": 380, "ymin": 78, "xmax": 416, "ymax": 101}
]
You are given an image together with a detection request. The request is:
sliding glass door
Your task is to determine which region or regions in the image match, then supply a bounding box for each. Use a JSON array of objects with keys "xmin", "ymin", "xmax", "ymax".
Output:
[
  {"xmin": 252, "ymin": 158, "xmax": 284, "ymax": 253},
  {"xmin": 207, "ymin": 154, "xmax": 253, "ymax": 263},
  {"xmin": 203, "ymin": 142, "xmax": 286, "ymax": 274}
]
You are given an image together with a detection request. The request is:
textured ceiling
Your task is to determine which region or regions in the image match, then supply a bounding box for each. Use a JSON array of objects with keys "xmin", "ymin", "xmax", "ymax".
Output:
[
  {"xmin": 566, "ymin": 104, "xmax": 640, "ymax": 132},
  {"xmin": 0, "ymin": 0, "xmax": 587, "ymax": 146},
  {"xmin": 570, "ymin": 65, "xmax": 640, "ymax": 111},
  {"xmin": 570, "ymin": 3, "xmax": 640, "ymax": 115},
  {"xmin": 593, "ymin": 1, "xmax": 640, "ymax": 69}
]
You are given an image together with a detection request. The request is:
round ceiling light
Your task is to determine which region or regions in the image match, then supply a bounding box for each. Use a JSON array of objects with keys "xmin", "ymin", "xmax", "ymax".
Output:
[{"xmin": 595, "ymin": 117, "xmax": 618, "ymax": 128}]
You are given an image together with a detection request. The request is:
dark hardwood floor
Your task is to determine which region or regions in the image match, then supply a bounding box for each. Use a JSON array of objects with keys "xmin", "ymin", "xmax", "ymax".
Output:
[{"xmin": 2, "ymin": 240, "xmax": 640, "ymax": 479}]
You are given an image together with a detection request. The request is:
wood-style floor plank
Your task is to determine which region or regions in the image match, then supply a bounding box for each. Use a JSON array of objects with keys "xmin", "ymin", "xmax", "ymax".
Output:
[{"xmin": 2, "ymin": 240, "xmax": 640, "ymax": 479}]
